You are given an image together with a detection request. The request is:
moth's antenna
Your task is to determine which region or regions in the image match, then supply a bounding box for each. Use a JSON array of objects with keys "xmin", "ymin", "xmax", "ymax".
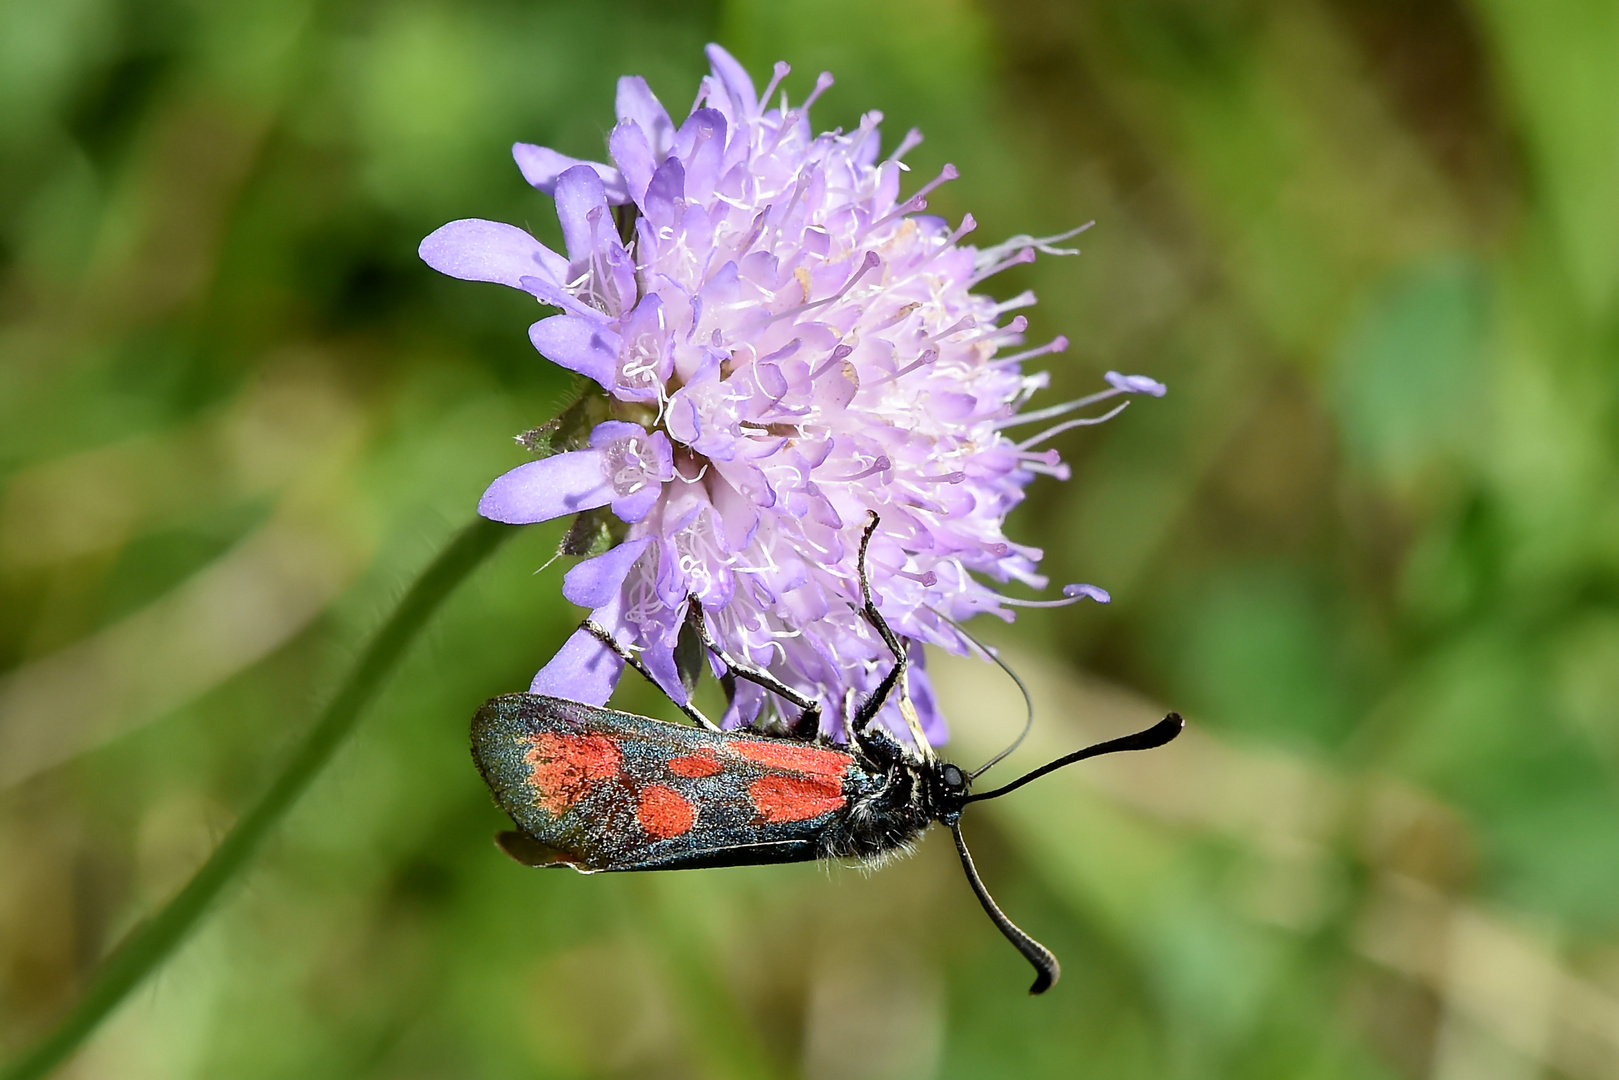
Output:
[
  {"xmin": 930, "ymin": 610, "xmax": 1035, "ymax": 780},
  {"xmin": 950, "ymin": 821, "xmax": 1059, "ymax": 994},
  {"xmin": 964, "ymin": 713, "xmax": 1183, "ymax": 804}
]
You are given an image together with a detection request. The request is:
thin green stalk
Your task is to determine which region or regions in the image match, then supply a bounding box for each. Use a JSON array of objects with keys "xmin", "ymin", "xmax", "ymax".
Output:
[{"xmin": 2, "ymin": 517, "xmax": 512, "ymax": 1080}]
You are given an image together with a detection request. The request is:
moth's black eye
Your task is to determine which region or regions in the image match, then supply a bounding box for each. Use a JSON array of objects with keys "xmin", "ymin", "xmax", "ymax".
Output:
[{"xmin": 941, "ymin": 764, "xmax": 965, "ymax": 791}]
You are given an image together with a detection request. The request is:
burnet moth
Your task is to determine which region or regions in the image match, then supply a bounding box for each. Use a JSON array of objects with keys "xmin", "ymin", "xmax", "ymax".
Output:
[{"xmin": 471, "ymin": 514, "xmax": 1183, "ymax": 994}]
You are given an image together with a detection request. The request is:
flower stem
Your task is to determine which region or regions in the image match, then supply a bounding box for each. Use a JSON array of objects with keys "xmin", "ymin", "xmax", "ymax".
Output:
[{"xmin": 1, "ymin": 517, "xmax": 512, "ymax": 1080}]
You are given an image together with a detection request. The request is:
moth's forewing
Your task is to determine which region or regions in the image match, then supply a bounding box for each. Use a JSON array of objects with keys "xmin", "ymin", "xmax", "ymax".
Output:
[{"xmin": 471, "ymin": 693, "xmax": 858, "ymax": 871}]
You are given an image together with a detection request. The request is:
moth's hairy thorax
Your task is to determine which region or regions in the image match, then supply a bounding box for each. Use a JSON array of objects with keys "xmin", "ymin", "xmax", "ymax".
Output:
[
  {"xmin": 822, "ymin": 762, "xmax": 931, "ymax": 860},
  {"xmin": 817, "ymin": 732, "xmax": 958, "ymax": 862}
]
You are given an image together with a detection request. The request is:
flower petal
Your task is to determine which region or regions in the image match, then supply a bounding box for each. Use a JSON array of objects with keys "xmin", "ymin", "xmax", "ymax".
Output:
[
  {"xmin": 611, "ymin": 484, "xmax": 661, "ymax": 524},
  {"xmin": 642, "ymin": 157, "xmax": 685, "ymax": 231},
  {"xmin": 529, "ymin": 315, "xmax": 621, "ymax": 390},
  {"xmin": 633, "ymin": 602, "xmax": 691, "ymax": 706},
  {"xmin": 563, "ymin": 537, "xmax": 654, "ymax": 608},
  {"xmin": 586, "ymin": 419, "xmax": 641, "ymax": 447},
  {"xmin": 477, "ymin": 450, "xmax": 611, "ymax": 524},
  {"xmin": 709, "ymin": 474, "xmax": 760, "ymax": 551},
  {"xmin": 418, "ymin": 219, "xmax": 567, "ymax": 289},
  {"xmin": 512, "ymin": 144, "xmax": 630, "ymax": 204},
  {"xmin": 720, "ymin": 678, "xmax": 766, "ymax": 730},
  {"xmin": 609, "ymin": 120, "xmax": 657, "ymax": 209},
  {"xmin": 530, "ymin": 618, "xmax": 623, "ymax": 704},
  {"xmin": 553, "ymin": 165, "xmax": 618, "ymax": 265},
  {"xmin": 615, "ymin": 75, "xmax": 674, "ymax": 157},
  {"xmin": 677, "ymin": 109, "xmax": 726, "ymax": 204},
  {"xmin": 705, "ymin": 43, "xmax": 758, "ymax": 117},
  {"xmin": 569, "ymin": 423, "xmax": 674, "ymax": 524},
  {"xmin": 640, "ymin": 638, "xmax": 688, "ymax": 706},
  {"xmin": 615, "ymin": 293, "xmax": 673, "ymax": 393}
]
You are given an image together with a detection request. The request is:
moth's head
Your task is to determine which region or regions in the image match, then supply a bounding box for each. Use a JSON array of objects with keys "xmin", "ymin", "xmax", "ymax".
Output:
[{"xmin": 929, "ymin": 759, "xmax": 972, "ymax": 820}]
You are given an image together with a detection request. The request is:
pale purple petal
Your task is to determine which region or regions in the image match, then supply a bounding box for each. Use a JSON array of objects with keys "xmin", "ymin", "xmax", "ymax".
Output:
[
  {"xmin": 477, "ymin": 450, "xmax": 611, "ymax": 524},
  {"xmin": 642, "ymin": 158, "xmax": 685, "ymax": 230},
  {"xmin": 640, "ymin": 637, "xmax": 687, "ymax": 706},
  {"xmin": 529, "ymin": 315, "xmax": 621, "ymax": 389},
  {"xmin": 907, "ymin": 647, "xmax": 947, "ymax": 746},
  {"xmin": 635, "ymin": 429, "xmax": 675, "ymax": 476},
  {"xmin": 705, "ymin": 43, "xmax": 758, "ymax": 117},
  {"xmin": 677, "ymin": 109, "xmax": 726, "ymax": 204},
  {"xmin": 616, "ymin": 293, "xmax": 673, "ymax": 392},
  {"xmin": 611, "ymin": 484, "xmax": 661, "ymax": 523},
  {"xmin": 615, "ymin": 75, "xmax": 674, "ymax": 156},
  {"xmin": 515, "ymin": 275, "xmax": 597, "ymax": 319},
  {"xmin": 589, "ymin": 419, "xmax": 652, "ymax": 448},
  {"xmin": 418, "ymin": 219, "xmax": 567, "ymax": 288},
  {"xmin": 563, "ymin": 537, "xmax": 653, "ymax": 608},
  {"xmin": 530, "ymin": 619, "xmax": 623, "ymax": 704},
  {"xmin": 601, "ymin": 238, "xmax": 637, "ymax": 318},
  {"xmin": 709, "ymin": 473, "xmax": 759, "ymax": 551},
  {"xmin": 512, "ymin": 144, "xmax": 630, "ymax": 204},
  {"xmin": 578, "ymin": 423, "xmax": 675, "ymax": 524},
  {"xmin": 553, "ymin": 165, "xmax": 616, "ymax": 264},
  {"xmin": 720, "ymin": 678, "xmax": 766, "ymax": 730},
  {"xmin": 609, "ymin": 120, "xmax": 657, "ymax": 207}
]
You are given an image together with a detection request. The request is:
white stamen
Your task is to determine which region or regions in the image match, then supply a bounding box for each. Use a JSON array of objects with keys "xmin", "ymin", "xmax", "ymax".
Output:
[
  {"xmin": 973, "ymin": 222, "xmax": 1093, "ymax": 270},
  {"xmin": 996, "ymin": 386, "xmax": 1124, "ymax": 429},
  {"xmin": 995, "ymin": 583, "xmax": 1109, "ymax": 608},
  {"xmin": 990, "ymin": 335, "xmax": 1068, "ymax": 367},
  {"xmin": 966, "ymin": 247, "xmax": 1036, "ymax": 289},
  {"xmin": 993, "ymin": 290, "xmax": 1038, "ymax": 315},
  {"xmin": 1014, "ymin": 401, "xmax": 1130, "ymax": 450}
]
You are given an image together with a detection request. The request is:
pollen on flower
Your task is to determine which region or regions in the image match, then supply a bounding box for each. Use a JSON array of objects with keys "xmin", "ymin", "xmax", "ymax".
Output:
[{"xmin": 420, "ymin": 44, "xmax": 1167, "ymax": 747}]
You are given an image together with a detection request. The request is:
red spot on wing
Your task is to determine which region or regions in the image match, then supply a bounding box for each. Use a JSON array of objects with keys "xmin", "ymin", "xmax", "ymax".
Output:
[
  {"xmin": 524, "ymin": 732, "xmax": 621, "ymax": 816},
  {"xmin": 667, "ymin": 750, "xmax": 723, "ymax": 778},
  {"xmin": 749, "ymin": 775, "xmax": 845, "ymax": 823},
  {"xmin": 637, "ymin": 785, "xmax": 696, "ymax": 839},
  {"xmin": 730, "ymin": 740, "xmax": 851, "ymax": 779}
]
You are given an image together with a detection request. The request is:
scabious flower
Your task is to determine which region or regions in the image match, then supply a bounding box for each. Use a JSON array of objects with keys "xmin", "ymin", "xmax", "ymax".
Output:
[{"xmin": 421, "ymin": 45, "xmax": 1164, "ymax": 745}]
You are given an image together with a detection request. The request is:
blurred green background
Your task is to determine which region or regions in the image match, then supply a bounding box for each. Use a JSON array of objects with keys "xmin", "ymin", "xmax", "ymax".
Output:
[{"xmin": 4, "ymin": 0, "xmax": 1619, "ymax": 1076}]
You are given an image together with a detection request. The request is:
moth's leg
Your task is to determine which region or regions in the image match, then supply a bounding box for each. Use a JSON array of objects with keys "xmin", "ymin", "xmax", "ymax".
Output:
[
  {"xmin": 851, "ymin": 512, "xmax": 910, "ymax": 737},
  {"xmin": 583, "ymin": 621, "xmax": 720, "ymax": 731},
  {"xmin": 840, "ymin": 687, "xmax": 859, "ymax": 746},
  {"xmin": 687, "ymin": 604, "xmax": 823, "ymax": 734}
]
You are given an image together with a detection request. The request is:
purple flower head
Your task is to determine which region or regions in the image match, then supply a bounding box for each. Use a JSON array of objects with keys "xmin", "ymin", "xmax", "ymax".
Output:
[{"xmin": 421, "ymin": 45, "xmax": 1165, "ymax": 746}]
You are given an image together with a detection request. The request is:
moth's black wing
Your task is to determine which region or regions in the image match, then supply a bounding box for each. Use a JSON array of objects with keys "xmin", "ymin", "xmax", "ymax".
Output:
[
  {"xmin": 472, "ymin": 694, "xmax": 857, "ymax": 871},
  {"xmin": 492, "ymin": 830, "xmax": 818, "ymax": 871}
]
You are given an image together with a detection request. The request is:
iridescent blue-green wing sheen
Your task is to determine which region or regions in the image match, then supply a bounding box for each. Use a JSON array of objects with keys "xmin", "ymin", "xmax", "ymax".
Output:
[{"xmin": 470, "ymin": 693, "xmax": 860, "ymax": 871}]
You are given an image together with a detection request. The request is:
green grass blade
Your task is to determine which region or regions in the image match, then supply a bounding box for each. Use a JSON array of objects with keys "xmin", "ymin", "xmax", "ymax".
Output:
[{"xmin": 1, "ymin": 517, "xmax": 512, "ymax": 1080}]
